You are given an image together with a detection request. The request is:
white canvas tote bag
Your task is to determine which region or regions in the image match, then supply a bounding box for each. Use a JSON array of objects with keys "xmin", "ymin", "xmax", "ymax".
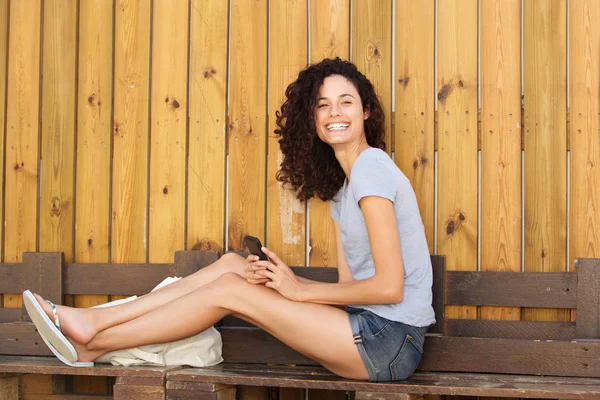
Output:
[{"xmin": 93, "ymin": 277, "xmax": 223, "ymax": 367}]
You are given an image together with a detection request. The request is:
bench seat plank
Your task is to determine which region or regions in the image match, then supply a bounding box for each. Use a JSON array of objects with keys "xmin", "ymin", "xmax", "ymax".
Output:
[
  {"xmin": 0, "ymin": 356, "xmax": 180, "ymax": 377},
  {"xmin": 167, "ymin": 364, "xmax": 600, "ymax": 399}
]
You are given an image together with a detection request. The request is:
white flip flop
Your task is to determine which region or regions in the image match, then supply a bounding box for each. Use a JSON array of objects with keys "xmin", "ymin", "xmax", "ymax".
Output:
[{"xmin": 22, "ymin": 290, "xmax": 94, "ymax": 367}]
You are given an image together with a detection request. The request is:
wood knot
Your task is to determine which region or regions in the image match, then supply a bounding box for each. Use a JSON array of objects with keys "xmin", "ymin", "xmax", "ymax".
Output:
[
  {"xmin": 87, "ymin": 238, "xmax": 93, "ymax": 246},
  {"xmin": 203, "ymin": 68, "xmax": 216, "ymax": 79},
  {"xmin": 446, "ymin": 212, "xmax": 466, "ymax": 236},
  {"xmin": 172, "ymin": 99, "xmax": 180, "ymax": 109},
  {"xmin": 165, "ymin": 97, "xmax": 169, "ymax": 103},
  {"xmin": 458, "ymin": 80, "xmax": 464, "ymax": 87},
  {"xmin": 88, "ymin": 94, "xmax": 95, "ymax": 104},
  {"xmin": 446, "ymin": 220, "xmax": 455, "ymax": 235},
  {"xmin": 14, "ymin": 162, "xmax": 24, "ymax": 171},
  {"xmin": 438, "ymin": 83, "xmax": 453, "ymax": 101},
  {"xmin": 163, "ymin": 186, "xmax": 169, "ymax": 195},
  {"xmin": 398, "ymin": 77, "xmax": 410, "ymax": 88},
  {"xmin": 50, "ymin": 197, "xmax": 61, "ymax": 216},
  {"xmin": 541, "ymin": 249, "xmax": 547, "ymax": 258}
]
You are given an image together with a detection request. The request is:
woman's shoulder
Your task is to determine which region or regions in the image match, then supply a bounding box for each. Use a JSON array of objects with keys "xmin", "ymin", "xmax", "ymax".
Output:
[{"xmin": 353, "ymin": 148, "xmax": 404, "ymax": 179}]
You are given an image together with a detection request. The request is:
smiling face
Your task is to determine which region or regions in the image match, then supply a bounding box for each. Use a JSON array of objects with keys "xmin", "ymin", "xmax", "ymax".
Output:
[{"xmin": 313, "ymin": 75, "xmax": 370, "ymax": 148}]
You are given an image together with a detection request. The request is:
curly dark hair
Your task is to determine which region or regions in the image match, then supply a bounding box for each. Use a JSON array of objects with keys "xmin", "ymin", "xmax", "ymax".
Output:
[{"xmin": 275, "ymin": 58, "xmax": 386, "ymax": 202}]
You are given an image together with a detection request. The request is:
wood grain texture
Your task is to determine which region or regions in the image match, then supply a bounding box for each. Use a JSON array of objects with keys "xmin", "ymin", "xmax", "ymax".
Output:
[
  {"xmin": 0, "ymin": 0, "xmax": 7, "ymax": 265},
  {"xmin": 112, "ymin": 0, "xmax": 151, "ymax": 264},
  {"xmin": 149, "ymin": 0, "xmax": 188, "ymax": 263},
  {"xmin": 523, "ymin": 0, "xmax": 568, "ymax": 323},
  {"xmin": 227, "ymin": 0, "xmax": 267, "ymax": 251},
  {"xmin": 444, "ymin": 319, "xmax": 575, "ymax": 340},
  {"xmin": 267, "ymin": 0, "xmax": 307, "ymax": 266},
  {"xmin": 39, "ymin": 0, "xmax": 77, "ymax": 262},
  {"xmin": 76, "ymin": 0, "xmax": 112, "ymax": 266},
  {"xmin": 479, "ymin": 0, "xmax": 522, "ymax": 334},
  {"xmin": 308, "ymin": 0, "xmax": 349, "ymax": 267},
  {"xmin": 575, "ymin": 258, "xmax": 600, "ymax": 338},
  {"xmin": 187, "ymin": 0, "xmax": 228, "ymax": 254},
  {"xmin": 74, "ymin": 2, "xmax": 113, "ymax": 390},
  {"xmin": 437, "ymin": 0, "xmax": 478, "ymax": 321},
  {"xmin": 394, "ymin": 0, "xmax": 435, "ymax": 253},
  {"xmin": 168, "ymin": 363, "xmax": 600, "ymax": 397},
  {"xmin": 351, "ymin": 0, "xmax": 392, "ymax": 151},
  {"xmin": 570, "ymin": 0, "xmax": 600, "ymax": 268},
  {"xmin": 4, "ymin": 0, "xmax": 42, "ymax": 311},
  {"xmin": 0, "ymin": 375, "xmax": 18, "ymax": 400},
  {"xmin": 445, "ymin": 271, "xmax": 576, "ymax": 308}
]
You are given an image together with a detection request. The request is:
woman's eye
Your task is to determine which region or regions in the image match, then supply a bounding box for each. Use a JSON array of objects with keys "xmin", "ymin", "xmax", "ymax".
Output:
[
  {"xmin": 343, "ymin": 101, "xmax": 352, "ymax": 105},
  {"xmin": 318, "ymin": 104, "xmax": 328, "ymax": 108}
]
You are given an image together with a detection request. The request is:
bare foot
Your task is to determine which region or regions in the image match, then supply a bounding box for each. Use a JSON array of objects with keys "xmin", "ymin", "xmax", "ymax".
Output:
[
  {"xmin": 34, "ymin": 293, "xmax": 97, "ymax": 346},
  {"xmin": 68, "ymin": 337, "xmax": 105, "ymax": 363}
]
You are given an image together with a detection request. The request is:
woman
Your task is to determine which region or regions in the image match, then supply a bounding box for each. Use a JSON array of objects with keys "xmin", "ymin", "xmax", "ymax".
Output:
[{"xmin": 26, "ymin": 58, "xmax": 434, "ymax": 382}]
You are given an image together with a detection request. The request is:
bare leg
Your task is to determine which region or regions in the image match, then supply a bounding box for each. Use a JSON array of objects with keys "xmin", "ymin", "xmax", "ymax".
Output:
[
  {"xmin": 35, "ymin": 253, "xmax": 247, "ymax": 345},
  {"xmin": 70, "ymin": 272, "xmax": 369, "ymax": 380}
]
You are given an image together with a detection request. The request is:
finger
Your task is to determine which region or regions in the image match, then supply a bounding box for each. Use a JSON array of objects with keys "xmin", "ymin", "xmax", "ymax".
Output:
[
  {"xmin": 253, "ymin": 261, "xmax": 279, "ymax": 271},
  {"xmin": 257, "ymin": 269, "xmax": 277, "ymax": 281},
  {"xmin": 246, "ymin": 254, "xmax": 260, "ymax": 263},
  {"xmin": 245, "ymin": 264, "xmax": 267, "ymax": 272},
  {"xmin": 261, "ymin": 247, "xmax": 284, "ymax": 266}
]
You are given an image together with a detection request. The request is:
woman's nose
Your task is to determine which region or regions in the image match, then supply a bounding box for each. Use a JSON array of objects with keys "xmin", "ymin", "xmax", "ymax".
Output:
[{"xmin": 330, "ymin": 104, "xmax": 341, "ymax": 116}]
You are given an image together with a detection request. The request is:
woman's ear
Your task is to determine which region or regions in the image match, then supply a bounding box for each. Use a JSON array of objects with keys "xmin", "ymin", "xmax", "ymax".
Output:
[{"xmin": 364, "ymin": 108, "xmax": 370, "ymax": 120}]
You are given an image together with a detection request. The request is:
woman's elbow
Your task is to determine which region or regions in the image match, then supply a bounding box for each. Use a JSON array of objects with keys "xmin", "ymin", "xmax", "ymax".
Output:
[{"xmin": 380, "ymin": 282, "xmax": 404, "ymax": 304}]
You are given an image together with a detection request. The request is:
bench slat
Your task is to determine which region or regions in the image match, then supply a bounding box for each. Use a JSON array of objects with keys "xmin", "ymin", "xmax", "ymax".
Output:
[
  {"xmin": 0, "ymin": 355, "xmax": 177, "ymax": 377},
  {"xmin": 445, "ymin": 271, "xmax": 577, "ymax": 308},
  {"xmin": 444, "ymin": 319, "xmax": 576, "ymax": 340},
  {"xmin": 167, "ymin": 365, "xmax": 600, "ymax": 399}
]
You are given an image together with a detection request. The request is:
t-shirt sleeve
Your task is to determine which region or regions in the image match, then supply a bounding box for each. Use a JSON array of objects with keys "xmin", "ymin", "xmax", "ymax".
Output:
[
  {"xmin": 351, "ymin": 157, "xmax": 396, "ymax": 204},
  {"xmin": 330, "ymin": 198, "xmax": 341, "ymax": 222}
]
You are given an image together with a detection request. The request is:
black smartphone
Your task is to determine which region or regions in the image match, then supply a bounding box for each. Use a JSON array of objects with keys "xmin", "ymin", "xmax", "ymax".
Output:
[{"xmin": 244, "ymin": 235, "xmax": 269, "ymax": 261}]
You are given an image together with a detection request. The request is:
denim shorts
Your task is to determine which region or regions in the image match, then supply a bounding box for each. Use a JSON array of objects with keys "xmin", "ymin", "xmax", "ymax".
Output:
[{"xmin": 347, "ymin": 307, "xmax": 427, "ymax": 382}]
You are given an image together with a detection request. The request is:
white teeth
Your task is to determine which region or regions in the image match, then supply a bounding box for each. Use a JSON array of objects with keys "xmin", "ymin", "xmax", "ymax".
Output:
[{"xmin": 327, "ymin": 123, "xmax": 349, "ymax": 130}]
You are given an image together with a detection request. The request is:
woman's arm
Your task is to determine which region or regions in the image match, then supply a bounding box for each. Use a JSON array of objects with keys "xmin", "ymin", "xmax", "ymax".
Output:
[{"xmin": 257, "ymin": 196, "xmax": 405, "ymax": 305}]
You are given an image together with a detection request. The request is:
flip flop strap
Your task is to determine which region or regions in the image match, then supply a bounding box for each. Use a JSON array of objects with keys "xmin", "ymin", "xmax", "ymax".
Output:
[{"xmin": 46, "ymin": 300, "xmax": 60, "ymax": 331}]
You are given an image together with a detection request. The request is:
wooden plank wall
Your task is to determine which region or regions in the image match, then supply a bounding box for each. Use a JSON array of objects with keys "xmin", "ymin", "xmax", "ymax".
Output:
[{"xmin": 1, "ymin": 1, "xmax": 599, "ymax": 399}]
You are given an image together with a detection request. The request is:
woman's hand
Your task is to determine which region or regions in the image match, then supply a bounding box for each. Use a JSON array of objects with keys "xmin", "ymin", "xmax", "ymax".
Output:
[
  {"xmin": 254, "ymin": 247, "xmax": 305, "ymax": 301},
  {"xmin": 244, "ymin": 254, "xmax": 269, "ymax": 285}
]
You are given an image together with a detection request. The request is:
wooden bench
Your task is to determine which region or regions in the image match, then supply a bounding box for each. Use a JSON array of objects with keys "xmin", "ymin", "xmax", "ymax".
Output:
[
  {"xmin": 2, "ymin": 252, "xmax": 600, "ymax": 399},
  {"xmin": 0, "ymin": 251, "xmax": 219, "ymax": 400},
  {"xmin": 166, "ymin": 255, "xmax": 600, "ymax": 400}
]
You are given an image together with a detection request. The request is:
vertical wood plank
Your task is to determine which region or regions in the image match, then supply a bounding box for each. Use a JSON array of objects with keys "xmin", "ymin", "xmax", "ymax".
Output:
[
  {"xmin": 4, "ymin": 0, "xmax": 42, "ymax": 310},
  {"xmin": 267, "ymin": 0, "xmax": 307, "ymax": 266},
  {"xmin": 39, "ymin": 0, "xmax": 77, "ymax": 262},
  {"xmin": 76, "ymin": 0, "xmax": 113, "ymax": 266},
  {"xmin": 523, "ymin": 0, "xmax": 568, "ymax": 322},
  {"xmin": 437, "ymin": 0, "xmax": 478, "ymax": 321},
  {"xmin": 570, "ymin": 0, "xmax": 600, "ymax": 267},
  {"xmin": 479, "ymin": 0, "xmax": 522, "ymax": 326},
  {"xmin": 188, "ymin": 0, "xmax": 228, "ymax": 253},
  {"xmin": 149, "ymin": 0, "xmax": 188, "ymax": 263},
  {"xmin": 0, "ymin": 0, "xmax": 8, "ymax": 265},
  {"xmin": 351, "ymin": 0, "xmax": 392, "ymax": 152},
  {"xmin": 309, "ymin": 0, "xmax": 350, "ymax": 266},
  {"xmin": 228, "ymin": 0, "xmax": 267, "ymax": 251},
  {"xmin": 112, "ymin": 0, "xmax": 151, "ymax": 264},
  {"xmin": 73, "ymin": 0, "xmax": 114, "ymax": 394},
  {"xmin": 394, "ymin": 0, "xmax": 435, "ymax": 253},
  {"xmin": 0, "ymin": 375, "xmax": 18, "ymax": 400},
  {"xmin": 267, "ymin": 7, "xmax": 307, "ymax": 400}
]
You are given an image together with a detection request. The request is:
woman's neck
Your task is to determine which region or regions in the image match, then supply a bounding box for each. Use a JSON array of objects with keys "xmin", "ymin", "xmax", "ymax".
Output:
[{"xmin": 334, "ymin": 138, "xmax": 371, "ymax": 180}]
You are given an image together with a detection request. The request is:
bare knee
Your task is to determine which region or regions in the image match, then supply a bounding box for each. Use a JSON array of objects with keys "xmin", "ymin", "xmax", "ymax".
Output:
[
  {"xmin": 206, "ymin": 272, "xmax": 250, "ymax": 308},
  {"xmin": 218, "ymin": 252, "xmax": 246, "ymax": 276}
]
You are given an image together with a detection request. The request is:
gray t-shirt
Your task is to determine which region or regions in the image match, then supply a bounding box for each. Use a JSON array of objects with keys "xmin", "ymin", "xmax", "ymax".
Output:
[{"xmin": 330, "ymin": 148, "xmax": 435, "ymax": 327}]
